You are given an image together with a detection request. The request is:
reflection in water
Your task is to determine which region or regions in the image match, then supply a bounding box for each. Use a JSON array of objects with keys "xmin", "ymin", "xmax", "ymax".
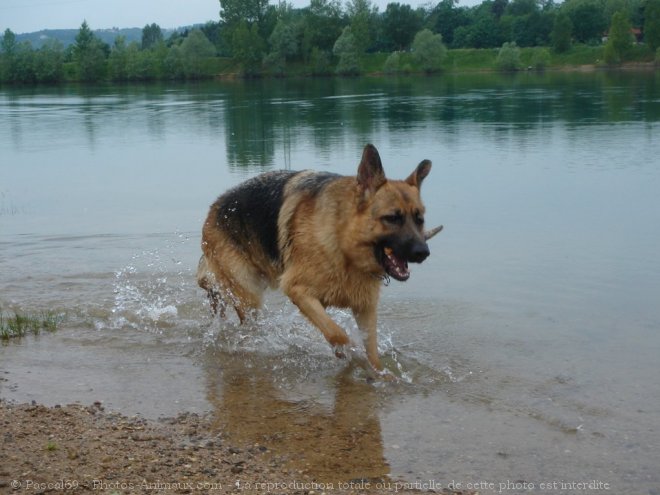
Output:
[
  {"xmin": 2, "ymin": 72, "xmax": 659, "ymax": 170},
  {"xmin": 205, "ymin": 352, "xmax": 389, "ymax": 483},
  {"xmin": 224, "ymin": 84, "xmax": 277, "ymax": 169}
]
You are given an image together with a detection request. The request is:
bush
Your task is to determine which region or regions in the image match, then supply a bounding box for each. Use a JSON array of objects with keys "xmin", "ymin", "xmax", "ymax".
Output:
[
  {"xmin": 181, "ymin": 29, "xmax": 216, "ymax": 78},
  {"xmin": 496, "ymin": 42, "xmax": 522, "ymax": 71},
  {"xmin": 309, "ymin": 47, "xmax": 331, "ymax": 76},
  {"xmin": 383, "ymin": 51, "xmax": 401, "ymax": 73},
  {"xmin": 530, "ymin": 48, "xmax": 551, "ymax": 70},
  {"xmin": 604, "ymin": 11, "xmax": 632, "ymax": 65},
  {"xmin": 603, "ymin": 41, "xmax": 621, "ymax": 65},
  {"xmin": 411, "ymin": 29, "xmax": 447, "ymax": 73},
  {"xmin": 263, "ymin": 51, "xmax": 285, "ymax": 76},
  {"xmin": 333, "ymin": 27, "xmax": 361, "ymax": 75},
  {"xmin": 231, "ymin": 21, "xmax": 265, "ymax": 77},
  {"xmin": 551, "ymin": 12, "xmax": 573, "ymax": 53}
]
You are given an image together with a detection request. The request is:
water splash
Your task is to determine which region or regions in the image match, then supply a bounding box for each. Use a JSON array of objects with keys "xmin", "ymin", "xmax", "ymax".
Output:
[
  {"xmin": 198, "ymin": 298, "xmax": 442, "ymax": 384},
  {"xmin": 107, "ymin": 233, "xmax": 197, "ymax": 333}
]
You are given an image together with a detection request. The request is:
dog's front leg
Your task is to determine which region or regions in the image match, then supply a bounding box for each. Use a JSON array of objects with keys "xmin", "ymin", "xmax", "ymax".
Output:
[
  {"xmin": 285, "ymin": 286, "xmax": 350, "ymax": 349},
  {"xmin": 353, "ymin": 306, "xmax": 381, "ymax": 371}
]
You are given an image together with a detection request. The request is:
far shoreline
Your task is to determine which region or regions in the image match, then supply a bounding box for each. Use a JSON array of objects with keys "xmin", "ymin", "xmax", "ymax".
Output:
[{"xmin": 1, "ymin": 45, "xmax": 657, "ymax": 88}]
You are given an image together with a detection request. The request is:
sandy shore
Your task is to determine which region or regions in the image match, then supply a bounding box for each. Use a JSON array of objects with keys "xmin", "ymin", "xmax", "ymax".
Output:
[{"xmin": 1, "ymin": 401, "xmax": 473, "ymax": 495}]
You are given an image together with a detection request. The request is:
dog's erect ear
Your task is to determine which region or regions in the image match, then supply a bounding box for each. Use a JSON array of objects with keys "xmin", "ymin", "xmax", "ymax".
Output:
[
  {"xmin": 357, "ymin": 144, "xmax": 386, "ymax": 193},
  {"xmin": 405, "ymin": 159, "xmax": 432, "ymax": 189}
]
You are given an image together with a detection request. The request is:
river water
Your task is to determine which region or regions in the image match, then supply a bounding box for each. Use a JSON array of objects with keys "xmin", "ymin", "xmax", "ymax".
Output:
[{"xmin": 1, "ymin": 73, "xmax": 659, "ymax": 493}]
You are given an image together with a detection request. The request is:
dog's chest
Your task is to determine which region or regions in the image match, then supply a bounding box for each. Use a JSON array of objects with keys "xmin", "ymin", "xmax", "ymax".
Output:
[{"xmin": 316, "ymin": 269, "xmax": 380, "ymax": 310}]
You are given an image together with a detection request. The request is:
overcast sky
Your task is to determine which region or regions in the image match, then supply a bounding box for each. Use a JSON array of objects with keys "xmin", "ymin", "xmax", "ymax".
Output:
[{"xmin": 0, "ymin": 0, "xmax": 453, "ymax": 34}]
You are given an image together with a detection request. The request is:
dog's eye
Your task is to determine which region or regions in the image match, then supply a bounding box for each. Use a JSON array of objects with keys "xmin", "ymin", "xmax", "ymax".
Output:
[
  {"xmin": 382, "ymin": 213, "xmax": 404, "ymax": 226},
  {"xmin": 414, "ymin": 212, "xmax": 424, "ymax": 226}
]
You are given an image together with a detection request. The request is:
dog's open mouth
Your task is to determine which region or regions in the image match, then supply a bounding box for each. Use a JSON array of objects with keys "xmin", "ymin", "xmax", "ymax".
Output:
[{"xmin": 382, "ymin": 247, "xmax": 410, "ymax": 281}]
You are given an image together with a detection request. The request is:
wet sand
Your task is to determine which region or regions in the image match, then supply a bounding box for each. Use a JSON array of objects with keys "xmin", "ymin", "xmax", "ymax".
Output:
[{"xmin": 0, "ymin": 400, "xmax": 472, "ymax": 495}]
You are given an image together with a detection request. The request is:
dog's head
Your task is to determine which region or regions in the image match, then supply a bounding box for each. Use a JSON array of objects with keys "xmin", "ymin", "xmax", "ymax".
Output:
[{"xmin": 356, "ymin": 144, "xmax": 437, "ymax": 282}]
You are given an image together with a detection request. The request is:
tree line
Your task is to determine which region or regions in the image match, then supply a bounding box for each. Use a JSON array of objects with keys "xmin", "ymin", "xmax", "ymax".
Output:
[
  {"xmin": 0, "ymin": 21, "xmax": 219, "ymax": 83},
  {"xmin": 2, "ymin": 0, "xmax": 660, "ymax": 84}
]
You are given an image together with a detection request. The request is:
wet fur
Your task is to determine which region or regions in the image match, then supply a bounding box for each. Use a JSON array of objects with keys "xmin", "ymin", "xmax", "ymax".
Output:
[{"xmin": 197, "ymin": 144, "xmax": 431, "ymax": 371}]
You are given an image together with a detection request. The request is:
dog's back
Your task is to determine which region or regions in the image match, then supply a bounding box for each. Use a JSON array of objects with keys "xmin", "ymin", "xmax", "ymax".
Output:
[
  {"xmin": 197, "ymin": 169, "xmax": 342, "ymax": 320},
  {"xmin": 212, "ymin": 170, "xmax": 296, "ymax": 269}
]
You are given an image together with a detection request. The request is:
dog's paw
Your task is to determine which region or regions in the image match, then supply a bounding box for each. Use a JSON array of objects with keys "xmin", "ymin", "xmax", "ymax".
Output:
[
  {"xmin": 333, "ymin": 344, "xmax": 401, "ymax": 382},
  {"xmin": 334, "ymin": 343, "xmax": 367, "ymax": 364},
  {"xmin": 374, "ymin": 368, "xmax": 399, "ymax": 383},
  {"xmin": 333, "ymin": 345, "xmax": 347, "ymax": 359}
]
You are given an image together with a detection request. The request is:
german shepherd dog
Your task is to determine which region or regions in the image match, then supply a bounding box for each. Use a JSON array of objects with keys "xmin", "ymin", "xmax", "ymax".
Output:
[{"xmin": 197, "ymin": 144, "xmax": 442, "ymax": 376}]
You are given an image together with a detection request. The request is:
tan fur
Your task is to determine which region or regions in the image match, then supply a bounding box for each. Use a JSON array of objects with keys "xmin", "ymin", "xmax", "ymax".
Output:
[{"xmin": 198, "ymin": 145, "xmax": 431, "ymax": 372}]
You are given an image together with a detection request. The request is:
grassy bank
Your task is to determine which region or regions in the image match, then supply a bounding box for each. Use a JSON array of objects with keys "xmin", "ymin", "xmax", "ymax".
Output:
[
  {"xmin": 255, "ymin": 45, "xmax": 656, "ymax": 78},
  {"xmin": 2, "ymin": 44, "xmax": 656, "ymax": 86},
  {"xmin": 392, "ymin": 45, "xmax": 655, "ymax": 74}
]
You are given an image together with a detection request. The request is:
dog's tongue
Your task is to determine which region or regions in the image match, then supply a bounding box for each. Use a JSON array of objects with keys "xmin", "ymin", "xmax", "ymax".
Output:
[{"xmin": 384, "ymin": 249, "xmax": 410, "ymax": 281}]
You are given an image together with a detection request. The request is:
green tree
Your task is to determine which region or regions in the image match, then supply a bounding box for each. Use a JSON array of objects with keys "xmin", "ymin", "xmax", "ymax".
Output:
[
  {"xmin": 468, "ymin": 7, "xmax": 507, "ymax": 48},
  {"xmin": 309, "ymin": 46, "xmax": 331, "ymax": 75},
  {"xmin": 231, "ymin": 20, "xmax": 265, "ymax": 76},
  {"xmin": 200, "ymin": 21, "xmax": 224, "ymax": 53},
  {"xmin": 13, "ymin": 42, "xmax": 36, "ymax": 83},
  {"xmin": 165, "ymin": 29, "xmax": 188, "ymax": 47},
  {"xmin": 126, "ymin": 42, "xmax": 158, "ymax": 80},
  {"xmin": 220, "ymin": 0, "xmax": 269, "ymax": 25},
  {"xmin": 411, "ymin": 28, "xmax": 447, "ymax": 73},
  {"xmin": 496, "ymin": 41, "xmax": 522, "ymax": 70},
  {"xmin": 1, "ymin": 28, "xmax": 17, "ymax": 82},
  {"xmin": 645, "ymin": 0, "xmax": 660, "ymax": 51},
  {"xmin": 428, "ymin": 0, "xmax": 470, "ymax": 47},
  {"xmin": 142, "ymin": 23, "xmax": 163, "ymax": 50},
  {"xmin": 564, "ymin": 0, "xmax": 607, "ymax": 43},
  {"xmin": 34, "ymin": 40, "xmax": 64, "ymax": 83},
  {"xmin": 74, "ymin": 20, "xmax": 94, "ymax": 52},
  {"xmin": 604, "ymin": 0, "xmax": 634, "ymax": 23},
  {"xmin": 164, "ymin": 45, "xmax": 185, "ymax": 79},
  {"xmin": 219, "ymin": 0, "xmax": 269, "ymax": 57},
  {"xmin": 72, "ymin": 21, "xmax": 108, "ymax": 82},
  {"xmin": 346, "ymin": 0, "xmax": 378, "ymax": 54},
  {"xmin": 149, "ymin": 41, "xmax": 169, "ymax": 78},
  {"xmin": 382, "ymin": 3, "xmax": 423, "ymax": 50},
  {"xmin": 181, "ymin": 29, "xmax": 217, "ymax": 78},
  {"xmin": 1, "ymin": 28, "xmax": 16, "ymax": 55},
  {"xmin": 500, "ymin": 0, "xmax": 553, "ymax": 46},
  {"xmin": 109, "ymin": 36, "xmax": 129, "ymax": 80},
  {"xmin": 333, "ymin": 26, "xmax": 360, "ymax": 75},
  {"xmin": 268, "ymin": 19, "xmax": 298, "ymax": 59},
  {"xmin": 264, "ymin": 19, "xmax": 298, "ymax": 75},
  {"xmin": 551, "ymin": 11, "xmax": 573, "ymax": 52},
  {"xmin": 492, "ymin": 0, "xmax": 509, "ymax": 18},
  {"xmin": 604, "ymin": 11, "xmax": 632, "ymax": 64},
  {"xmin": 301, "ymin": 0, "xmax": 344, "ymax": 59}
]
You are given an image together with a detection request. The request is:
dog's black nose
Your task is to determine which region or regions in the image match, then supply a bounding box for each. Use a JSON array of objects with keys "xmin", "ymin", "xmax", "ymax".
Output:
[{"xmin": 409, "ymin": 242, "xmax": 430, "ymax": 263}]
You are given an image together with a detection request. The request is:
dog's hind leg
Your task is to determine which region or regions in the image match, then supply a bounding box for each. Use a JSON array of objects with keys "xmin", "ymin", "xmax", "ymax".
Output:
[
  {"xmin": 197, "ymin": 255, "xmax": 226, "ymax": 317},
  {"xmin": 208, "ymin": 287, "xmax": 226, "ymax": 317},
  {"xmin": 225, "ymin": 267, "xmax": 266, "ymax": 324}
]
